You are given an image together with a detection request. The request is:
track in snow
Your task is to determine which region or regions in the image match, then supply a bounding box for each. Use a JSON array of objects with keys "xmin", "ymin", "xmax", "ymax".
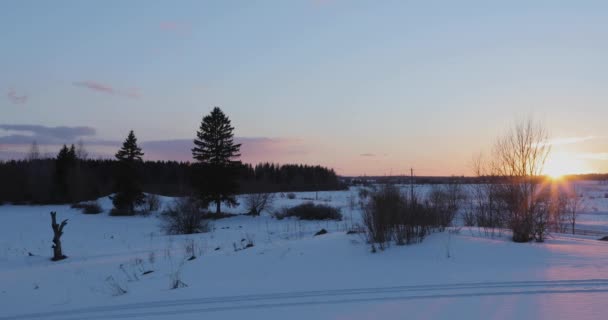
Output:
[{"xmin": 4, "ymin": 279, "xmax": 608, "ymax": 320}]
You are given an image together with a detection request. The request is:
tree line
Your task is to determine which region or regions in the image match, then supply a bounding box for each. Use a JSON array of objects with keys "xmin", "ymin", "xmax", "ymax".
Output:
[{"xmin": 0, "ymin": 107, "xmax": 344, "ymax": 207}]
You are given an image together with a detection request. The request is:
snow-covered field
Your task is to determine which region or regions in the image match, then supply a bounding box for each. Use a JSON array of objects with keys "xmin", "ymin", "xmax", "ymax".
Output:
[{"xmin": 2, "ymin": 183, "xmax": 608, "ymax": 319}]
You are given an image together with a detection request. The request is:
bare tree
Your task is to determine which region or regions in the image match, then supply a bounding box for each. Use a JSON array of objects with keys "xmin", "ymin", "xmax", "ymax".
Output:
[
  {"xmin": 50, "ymin": 211, "xmax": 68, "ymax": 261},
  {"xmin": 475, "ymin": 119, "xmax": 551, "ymax": 242},
  {"xmin": 76, "ymin": 139, "xmax": 88, "ymax": 160},
  {"xmin": 27, "ymin": 141, "xmax": 40, "ymax": 161},
  {"xmin": 244, "ymin": 192, "xmax": 274, "ymax": 216},
  {"xmin": 565, "ymin": 184, "xmax": 584, "ymax": 234}
]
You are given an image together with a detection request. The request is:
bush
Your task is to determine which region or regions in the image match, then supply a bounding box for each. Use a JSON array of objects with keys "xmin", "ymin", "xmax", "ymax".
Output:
[
  {"xmin": 145, "ymin": 194, "xmax": 162, "ymax": 212},
  {"xmin": 274, "ymin": 202, "xmax": 342, "ymax": 221},
  {"xmin": 71, "ymin": 201, "xmax": 103, "ymax": 214},
  {"xmin": 136, "ymin": 194, "xmax": 162, "ymax": 216},
  {"xmin": 161, "ymin": 197, "xmax": 210, "ymax": 235},
  {"xmin": 362, "ymin": 185, "xmax": 439, "ymax": 250},
  {"xmin": 244, "ymin": 193, "xmax": 274, "ymax": 216},
  {"xmin": 286, "ymin": 193, "xmax": 296, "ymax": 200},
  {"xmin": 110, "ymin": 207, "xmax": 133, "ymax": 216},
  {"xmin": 426, "ymin": 183, "xmax": 462, "ymax": 231}
]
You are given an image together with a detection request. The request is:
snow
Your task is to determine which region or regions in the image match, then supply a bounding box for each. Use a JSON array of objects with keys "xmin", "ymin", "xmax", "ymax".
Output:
[{"xmin": 2, "ymin": 184, "xmax": 608, "ymax": 319}]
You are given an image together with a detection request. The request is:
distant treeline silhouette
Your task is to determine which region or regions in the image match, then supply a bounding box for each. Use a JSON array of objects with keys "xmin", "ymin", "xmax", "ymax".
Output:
[{"xmin": 0, "ymin": 159, "xmax": 344, "ymax": 205}]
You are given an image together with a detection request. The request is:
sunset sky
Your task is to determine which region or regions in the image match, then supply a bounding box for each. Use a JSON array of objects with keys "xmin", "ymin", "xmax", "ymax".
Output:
[{"xmin": 2, "ymin": 0, "xmax": 608, "ymax": 176}]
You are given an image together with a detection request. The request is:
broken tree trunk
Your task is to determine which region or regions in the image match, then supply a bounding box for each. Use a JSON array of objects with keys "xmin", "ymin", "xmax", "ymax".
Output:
[{"xmin": 50, "ymin": 211, "xmax": 68, "ymax": 261}]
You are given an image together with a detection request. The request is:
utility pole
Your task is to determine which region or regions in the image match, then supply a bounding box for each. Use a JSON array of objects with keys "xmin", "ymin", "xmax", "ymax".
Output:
[{"xmin": 410, "ymin": 168, "xmax": 414, "ymax": 200}]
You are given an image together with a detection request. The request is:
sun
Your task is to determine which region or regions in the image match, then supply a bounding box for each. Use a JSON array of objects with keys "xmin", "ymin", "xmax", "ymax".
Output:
[{"xmin": 543, "ymin": 151, "xmax": 589, "ymax": 179}]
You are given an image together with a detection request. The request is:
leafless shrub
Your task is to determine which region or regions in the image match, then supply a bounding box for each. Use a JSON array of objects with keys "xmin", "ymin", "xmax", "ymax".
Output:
[
  {"xmin": 244, "ymin": 192, "xmax": 274, "ymax": 216},
  {"xmin": 145, "ymin": 194, "xmax": 162, "ymax": 212},
  {"xmin": 105, "ymin": 276, "xmax": 127, "ymax": 296},
  {"xmin": 183, "ymin": 238, "xmax": 197, "ymax": 260},
  {"xmin": 362, "ymin": 185, "xmax": 437, "ymax": 250},
  {"xmin": 544, "ymin": 185, "xmax": 584, "ymax": 235},
  {"xmin": 161, "ymin": 197, "xmax": 210, "ymax": 235},
  {"xmin": 170, "ymin": 268, "xmax": 188, "ymax": 289},
  {"xmin": 233, "ymin": 234, "xmax": 255, "ymax": 251},
  {"xmin": 426, "ymin": 180, "xmax": 464, "ymax": 231},
  {"xmin": 119, "ymin": 263, "xmax": 139, "ymax": 282},
  {"xmin": 473, "ymin": 119, "xmax": 551, "ymax": 242},
  {"xmin": 565, "ymin": 186, "xmax": 584, "ymax": 234},
  {"xmin": 273, "ymin": 202, "xmax": 342, "ymax": 221},
  {"xmin": 462, "ymin": 198, "xmax": 476, "ymax": 227},
  {"xmin": 347, "ymin": 193, "xmax": 357, "ymax": 211}
]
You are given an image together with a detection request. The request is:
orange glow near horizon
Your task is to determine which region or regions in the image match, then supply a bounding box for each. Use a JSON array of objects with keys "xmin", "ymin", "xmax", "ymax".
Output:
[{"xmin": 543, "ymin": 151, "xmax": 591, "ymax": 179}]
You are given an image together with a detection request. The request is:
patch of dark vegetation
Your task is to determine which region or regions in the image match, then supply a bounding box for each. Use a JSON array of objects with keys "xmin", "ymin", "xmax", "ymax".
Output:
[
  {"xmin": 274, "ymin": 202, "xmax": 342, "ymax": 221},
  {"xmin": 72, "ymin": 201, "xmax": 103, "ymax": 214},
  {"xmin": 362, "ymin": 185, "xmax": 458, "ymax": 250},
  {"xmin": 200, "ymin": 212, "xmax": 238, "ymax": 220},
  {"xmin": 599, "ymin": 236, "xmax": 608, "ymax": 241},
  {"xmin": 161, "ymin": 197, "xmax": 211, "ymax": 235},
  {"xmin": 109, "ymin": 208, "xmax": 135, "ymax": 216},
  {"xmin": 314, "ymin": 229, "xmax": 328, "ymax": 236}
]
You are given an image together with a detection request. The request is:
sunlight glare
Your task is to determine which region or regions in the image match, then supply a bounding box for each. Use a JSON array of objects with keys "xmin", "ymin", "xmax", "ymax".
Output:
[{"xmin": 544, "ymin": 152, "xmax": 589, "ymax": 179}]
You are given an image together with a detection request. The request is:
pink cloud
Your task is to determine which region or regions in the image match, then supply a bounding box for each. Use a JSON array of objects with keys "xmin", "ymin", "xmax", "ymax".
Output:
[
  {"xmin": 159, "ymin": 21, "xmax": 191, "ymax": 35},
  {"xmin": 312, "ymin": 0, "xmax": 333, "ymax": 7},
  {"xmin": 73, "ymin": 81, "xmax": 140, "ymax": 99},
  {"xmin": 7, "ymin": 88, "xmax": 28, "ymax": 104}
]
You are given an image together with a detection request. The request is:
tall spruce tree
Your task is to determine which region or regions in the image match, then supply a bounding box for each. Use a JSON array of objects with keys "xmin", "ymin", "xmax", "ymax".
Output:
[
  {"xmin": 112, "ymin": 130, "xmax": 145, "ymax": 215},
  {"xmin": 192, "ymin": 107, "xmax": 242, "ymax": 214},
  {"xmin": 54, "ymin": 144, "xmax": 77, "ymax": 202}
]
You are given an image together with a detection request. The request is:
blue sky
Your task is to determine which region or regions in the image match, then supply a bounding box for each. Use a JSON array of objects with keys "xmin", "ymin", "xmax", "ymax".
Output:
[{"xmin": 2, "ymin": 0, "xmax": 608, "ymax": 175}]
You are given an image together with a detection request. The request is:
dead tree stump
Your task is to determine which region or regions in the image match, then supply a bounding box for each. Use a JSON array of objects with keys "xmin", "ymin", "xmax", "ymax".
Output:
[{"xmin": 50, "ymin": 211, "xmax": 68, "ymax": 261}]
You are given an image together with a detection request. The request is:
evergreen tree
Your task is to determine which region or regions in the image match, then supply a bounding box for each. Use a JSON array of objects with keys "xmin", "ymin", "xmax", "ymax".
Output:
[
  {"xmin": 54, "ymin": 144, "xmax": 77, "ymax": 202},
  {"xmin": 192, "ymin": 107, "xmax": 242, "ymax": 214},
  {"xmin": 112, "ymin": 130, "xmax": 145, "ymax": 215}
]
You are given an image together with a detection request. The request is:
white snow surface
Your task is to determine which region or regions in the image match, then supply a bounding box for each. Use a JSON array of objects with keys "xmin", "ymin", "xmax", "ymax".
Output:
[{"xmin": 2, "ymin": 183, "xmax": 608, "ymax": 319}]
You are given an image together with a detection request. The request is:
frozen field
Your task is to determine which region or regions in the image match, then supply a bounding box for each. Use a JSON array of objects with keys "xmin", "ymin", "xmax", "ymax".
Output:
[{"xmin": 2, "ymin": 183, "xmax": 608, "ymax": 319}]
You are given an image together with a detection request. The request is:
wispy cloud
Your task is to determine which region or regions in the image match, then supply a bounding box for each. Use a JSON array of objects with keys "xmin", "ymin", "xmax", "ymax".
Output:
[
  {"xmin": 6, "ymin": 88, "xmax": 27, "ymax": 105},
  {"xmin": 0, "ymin": 130, "xmax": 315, "ymax": 164},
  {"xmin": 73, "ymin": 81, "xmax": 140, "ymax": 98},
  {"xmin": 360, "ymin": 153, "xmax": 375, "ymax": 157},
  {"xmin": 542, "ymin": 136, "xmax": 596, "ymax": 146},
  {"xmin": 159, "ymin": 21, "xmax": 191, "ymax": 35},
  {"xmin": 0, "ymin": 124, "xmax": 96, "ymax": 145},
  {"xmin": 577, "ymin": 152, "xmax": 608, "ymax": 161}
]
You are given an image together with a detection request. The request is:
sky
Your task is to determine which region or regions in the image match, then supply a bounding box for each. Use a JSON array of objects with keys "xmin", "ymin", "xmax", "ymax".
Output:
[{"xmin": 2, "ymin": 0, "xmax": 608, "ymax": 176}]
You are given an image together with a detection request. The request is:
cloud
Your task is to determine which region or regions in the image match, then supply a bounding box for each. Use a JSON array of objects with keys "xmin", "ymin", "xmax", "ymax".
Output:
[
  {"xmin": 577, "ymin": 152, "xmax": 608, "ymax": 161},
  {"xmin": 539, "ymin": 136, "xmax": 596, "ymax": 147},
  {"xmin": 6, "ymin": 88, "xmax": 27, "ymax": 105},
  {"xmin": 0, "ymin": 124, "xmax": 96, "ymax": 145},
  {"xmin": 159, "ymin": 21, "xmax": 191, "ymax": 35},
  {"xmin": 139, "ymin": 137, "xmax": 311, "ymax": 163},
  {"xmin": 73, "ymin": 81, "xmax": 140, "ymax": 98},
  {"xmin": 360, "ymin": 153, "xmax": 375, "ymax": 157},
  {"xmin": 0, "ymin": 128, "xmax": 316, "ymax": 165}
]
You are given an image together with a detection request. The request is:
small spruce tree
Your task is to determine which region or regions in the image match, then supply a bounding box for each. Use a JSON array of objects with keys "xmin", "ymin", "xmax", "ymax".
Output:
[
  {"xmin": 111, "ymin": 130, "xmax": 145, "ymax": 215},
  {"xmin": 192, "ymin": 107, "xmax": 242, "ymax": 214}
]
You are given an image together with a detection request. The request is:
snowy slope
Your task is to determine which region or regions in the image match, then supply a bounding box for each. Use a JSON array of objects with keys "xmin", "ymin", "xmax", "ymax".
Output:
[{"xmin": 2, "ymin": 186, "xmax": 608, "ymax": 319}]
